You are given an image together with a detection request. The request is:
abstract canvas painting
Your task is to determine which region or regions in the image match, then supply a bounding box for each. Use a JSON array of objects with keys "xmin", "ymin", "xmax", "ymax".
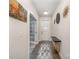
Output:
[
  {"xmin": 9, "ymin": 0, "xmax": 27, "ymax": 22},
  {"xmin": 63, "ymin": 6, "xmax": 69, "ymax": 17}
]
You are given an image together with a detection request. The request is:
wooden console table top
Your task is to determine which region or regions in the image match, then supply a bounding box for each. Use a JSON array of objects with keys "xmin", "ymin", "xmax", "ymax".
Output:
[{"xmin": 51, "ymin": 36, "xmax": 61, "ymax": 42}]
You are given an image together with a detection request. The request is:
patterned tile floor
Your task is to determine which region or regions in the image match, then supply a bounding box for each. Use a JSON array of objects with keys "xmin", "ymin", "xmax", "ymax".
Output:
[
  {"xmin": 37, "ymin": 42, "xmax": 53, "ymax": 59},
  {"xmin": 30, "ymin": 41, "xmax": 53, "ymax": 59}
]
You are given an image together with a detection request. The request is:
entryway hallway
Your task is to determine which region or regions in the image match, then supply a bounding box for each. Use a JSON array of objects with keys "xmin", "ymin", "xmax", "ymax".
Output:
[{"xmin": 9, "ymin": 0, "xmax": 70, "ymax": 59}]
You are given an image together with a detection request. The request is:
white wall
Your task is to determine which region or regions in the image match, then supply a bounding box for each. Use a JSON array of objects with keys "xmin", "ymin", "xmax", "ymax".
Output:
[
  {"xmin": 9, "ymin": 0, "xmax": 39, "ymax": 59},
  {"xmin": 9, "ymin": 17, "xmax": 29, "ymax": 59},
  {"xmin": 51, "ymin": 0, "xmax": 70, "ymax": 59},
  {"xmin": 39, "ymin": 17, "xmax": 51, "ymax": 41}
]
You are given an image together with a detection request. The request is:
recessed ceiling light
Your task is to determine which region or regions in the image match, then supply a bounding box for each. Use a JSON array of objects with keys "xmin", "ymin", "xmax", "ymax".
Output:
[{"xmin": 44, "ymin": 11, "xmax": 48, "ymax": 15}]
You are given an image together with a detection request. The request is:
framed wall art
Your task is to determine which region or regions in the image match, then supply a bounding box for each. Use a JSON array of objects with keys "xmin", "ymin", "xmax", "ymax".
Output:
[
  {"xmin": 63, "ymin": 6, "xmax": 69, "ymax": 18},
  {"xmin": 9, "ymin": 0, "xmax": 27, "ymax": 22},
  {"xmin": 56, "ymin": 13, "xmax": 60, "ymax": 24}
]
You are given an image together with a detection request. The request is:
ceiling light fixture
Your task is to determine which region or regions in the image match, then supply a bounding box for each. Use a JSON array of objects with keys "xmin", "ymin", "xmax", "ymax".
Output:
[{"xmin": 44, "ymin": 11, "xmax": 48, "ymax": 15}]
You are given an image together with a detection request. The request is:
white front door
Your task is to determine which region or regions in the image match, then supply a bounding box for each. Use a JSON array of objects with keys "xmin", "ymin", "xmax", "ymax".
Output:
[{"xmin": 39, "ymin": 19, "xmax": 51, "ymax": 41}]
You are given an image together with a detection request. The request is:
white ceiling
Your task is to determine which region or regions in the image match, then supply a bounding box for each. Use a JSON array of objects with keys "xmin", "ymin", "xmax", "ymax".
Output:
[{"xmin": 31, "ymin": 0, "xmax": 61, "ymax": 17}]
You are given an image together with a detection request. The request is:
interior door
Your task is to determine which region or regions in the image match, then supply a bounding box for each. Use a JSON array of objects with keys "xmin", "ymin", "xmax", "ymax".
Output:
[{"xmin": 40, "ymin": 20, "xmax": 50, "ymax": 41}]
